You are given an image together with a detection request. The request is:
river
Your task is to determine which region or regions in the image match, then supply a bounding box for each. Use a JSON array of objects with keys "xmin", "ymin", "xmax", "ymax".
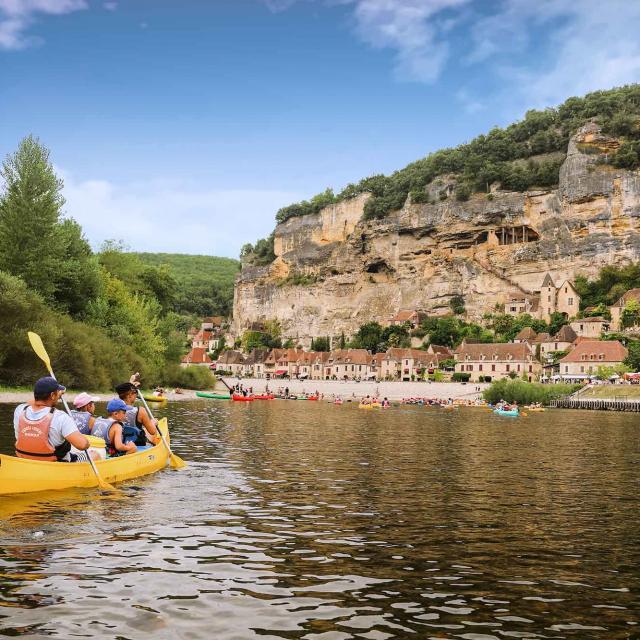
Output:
[{"xmin": 0, "ymin": 400, "xmax": 638, "ymax": 638}]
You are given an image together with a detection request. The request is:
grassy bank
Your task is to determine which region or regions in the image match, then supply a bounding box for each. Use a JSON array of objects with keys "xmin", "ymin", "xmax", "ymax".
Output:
[
  {"xmin": 483, "ymin": 379, "xmax": 579, "ymax": 406},
  {"xmin": 578, "ymin": 385, "xmax": 640, "ymax": 399}
]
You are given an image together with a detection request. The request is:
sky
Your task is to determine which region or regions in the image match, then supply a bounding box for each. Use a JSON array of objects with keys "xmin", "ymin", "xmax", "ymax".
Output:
[{"xmin": 1, "ymin": 0, "xmax": 640, "ymax": 258}]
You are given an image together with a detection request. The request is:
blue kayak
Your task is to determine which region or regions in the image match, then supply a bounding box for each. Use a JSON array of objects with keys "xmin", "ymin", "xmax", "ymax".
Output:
[{"xmin": 494, "ymin": 408, "xmax": 519, "ymax": 417}]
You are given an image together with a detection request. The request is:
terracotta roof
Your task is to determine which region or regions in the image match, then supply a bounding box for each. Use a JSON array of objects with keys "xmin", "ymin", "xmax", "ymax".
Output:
[
  {"xmin": 613, "ymin": 288, "xmax": 640, "ymax": 307},
  {"xmin": 572, "ymin": 316, "xmax": 608, "ymax": 323},
  {"xmin": 428, "ymin": 344, "xmax": 454, "ymax": 356},
  {"xmin": 515, "ymin": 327, "xmax": 537, "ymax": 340},
  {"xmin": 456, "ymin": 343, "xmax": 535, "ymax": 361},
  {"xmin": 181, "ymin": 348, "xmax": 212, "ymax": 365},
  {"xmin": 333, "ymin": 349, "xmax": 372, "ymax": 365},
  {"xmin": 533, "ymin": 332, "xmax": 551, "ymax": 343},
  {"xmin": 542, "ymin": 273, "xmax": 555, "ymax": 288},
  {"xmin": 216, "ymin": 350, "xmax": 245, "ymax": 365},
  {"xmin": 554, "ymin": 325, "xmax": 577, "ymax": 343},
  {"xmin": 559, "ymin": 340, "xmax": 628, "ymax": 363},
  {"xmin": 391, "ymin": 310, "xmax": 427, "ymax": 323}
]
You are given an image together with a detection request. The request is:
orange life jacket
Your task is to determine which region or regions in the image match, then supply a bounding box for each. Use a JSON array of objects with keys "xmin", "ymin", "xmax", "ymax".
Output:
[{"xmin": 15, "ymin": 406, "xmax": 58, "ymax": 461}]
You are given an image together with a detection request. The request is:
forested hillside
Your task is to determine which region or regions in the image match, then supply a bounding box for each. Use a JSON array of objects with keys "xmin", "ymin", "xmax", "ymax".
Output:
[
  {"xmin": 0, "ymin": 136, "xmax": 222, "ymax": 389},
  {"xmin": 135, "ymin": 253, "xmax": 239, "ymax": 317},
  {"xmin": 275, "ymin": 84, "xmax": 640, "ymax": 224}
]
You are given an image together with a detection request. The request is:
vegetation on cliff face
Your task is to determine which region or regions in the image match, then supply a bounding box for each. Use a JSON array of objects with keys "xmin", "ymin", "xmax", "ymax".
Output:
[
  {"xmin": 0, "ymin": 136, "xmax": 219, "ymax": 389},
  {"xmin": 240, "ymin": 233, "xmax": 276, "ymax": 267},
  {"xmin": 274, "ymin": 85, "xmax": 640, "ymax": 225}
]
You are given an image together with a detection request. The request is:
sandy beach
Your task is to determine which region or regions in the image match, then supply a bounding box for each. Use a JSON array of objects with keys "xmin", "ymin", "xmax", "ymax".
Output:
[
  {"xmin": 0, "ymin": 379, "xmax": 487, "ymax": 405},
  {"xmin": 216, "ymin": 377, "xmax": 488, "ymax": 401}
]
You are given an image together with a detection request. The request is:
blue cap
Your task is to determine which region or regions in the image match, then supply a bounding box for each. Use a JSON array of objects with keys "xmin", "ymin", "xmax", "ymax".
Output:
[
  {"xmin": 34, "ymin": 376, "xmax": 66, "ymax": 396},
  {"xmin": 106, "ymin": 398, "xmax": 131, "ymax": 413}
]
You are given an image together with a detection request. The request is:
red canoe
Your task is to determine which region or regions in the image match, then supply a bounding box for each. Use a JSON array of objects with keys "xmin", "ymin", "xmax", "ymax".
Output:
[
  {"xmin": 253, "ymin": 394, "xmax": 274, "ymax": 400},
  {"xmin": 232, "ymin": 394, "xmax": 254, "ymax": 401}
]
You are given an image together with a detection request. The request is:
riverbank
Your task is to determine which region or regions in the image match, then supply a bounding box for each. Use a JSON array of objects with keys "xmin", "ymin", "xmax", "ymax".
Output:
[
  {"xmin": 217, "ymin": 378, "xmax": 488, "ymax": 401},
  {"xmin": 0, "ymin": 389, "xmax": 204, "ymax": 404},
  {"xmin": 0, "ymin": 380, "xmax": 488, "ymax": 404}
]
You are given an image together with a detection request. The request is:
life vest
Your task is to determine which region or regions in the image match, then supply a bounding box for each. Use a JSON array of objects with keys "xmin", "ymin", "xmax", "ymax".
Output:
[
  {"xmin": 92, "ymin": 417, "xmax": 120, "ymax": 456},
  {"xmin": 125, "ymin": 407, "xmax": 141, "ymax": 428},
  {"xmin": 70, "ymin": 409, "xmax": 92, "ymax": 434},
  {"xmin": 15, "ymin": 406, "xmax": 70, "ymax": 462},
  {"xmin": 124, "ymin": 407, "xmax": 146, "ymax": 445}
]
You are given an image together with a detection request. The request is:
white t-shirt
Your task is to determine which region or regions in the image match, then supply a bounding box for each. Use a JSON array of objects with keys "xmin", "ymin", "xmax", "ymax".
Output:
[{"xmin": 14, "ymin": 404, "xmax": 79, "ymax": 448}]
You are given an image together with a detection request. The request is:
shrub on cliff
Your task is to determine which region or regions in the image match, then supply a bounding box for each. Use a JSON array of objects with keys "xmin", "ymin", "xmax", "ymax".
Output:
[{"xmin": 271, "ymin": 85, "xmax": 640, "ymax": 225}]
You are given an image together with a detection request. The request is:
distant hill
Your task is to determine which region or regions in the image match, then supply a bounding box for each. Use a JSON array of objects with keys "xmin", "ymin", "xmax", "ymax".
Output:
[{"xmin": 135, "ymin": 253, "xmax": 240, "ymax": 317}]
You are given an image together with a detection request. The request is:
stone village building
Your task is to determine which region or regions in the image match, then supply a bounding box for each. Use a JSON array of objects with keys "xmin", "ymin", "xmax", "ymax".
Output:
[{"xmin": 454, "ymin": 343, "xmax": 541, "ymax": 383}]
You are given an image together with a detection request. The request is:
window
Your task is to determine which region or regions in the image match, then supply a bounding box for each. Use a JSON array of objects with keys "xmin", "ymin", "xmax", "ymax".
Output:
[
  {"xmin": 580, "ymin": 366, "xmax": 584, "ymax": 373},
  {"xmin": 506, "ymin": 364, "xmax": 510, "ymax": 372},
  {"xmin": 491, "ymin": 364, "xmax": 496, "ymax": 372},
  {"xmin": 548, "ymin": 295, "xmax": 551, "ymax": 302},
  {"xmin": 568, "ymin": 297, "xmax": 573, "ymax": 305},
  {"xmin": 529, "ymin": 365, "xmax": 532, "ymax": 372},
  {"xmin": 599, "ymin": 354, "xmax": 604, "ymax": 360},
  {"xmin": 517, "ymin": 364, "xmax": 521, "ymax": 372},
  {"xmin": 510, "ymin": 306, "xmax": 517, "ymax": 312},
  {"xmin": 479, "ymin": 364, "xmax": 483, "ymax": 371},
  {"xmin": 468, "ymin": 365, "xmax": 473, "ymax": 371},
  {"xmin": 580, "ymin": 324, "xmax": 584, "ymax": 331},
  {"xmin": 565, "ymin": 365, "xmax": 569, "ymax": 373}
]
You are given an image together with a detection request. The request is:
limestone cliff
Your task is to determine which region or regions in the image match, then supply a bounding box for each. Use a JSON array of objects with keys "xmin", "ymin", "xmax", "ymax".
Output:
[{"xmin": 233, "ymin": 124, "xmax": 640, "ymax": 345}]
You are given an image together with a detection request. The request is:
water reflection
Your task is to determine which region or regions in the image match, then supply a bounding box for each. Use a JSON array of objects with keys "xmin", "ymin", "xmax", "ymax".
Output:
[{"xmin": 0, "ymin": 401, "xmax": 638, "ymax": 638}]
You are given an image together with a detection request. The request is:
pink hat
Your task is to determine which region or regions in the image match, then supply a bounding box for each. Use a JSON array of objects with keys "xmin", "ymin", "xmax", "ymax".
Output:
[{"xmin": 73, "ymin": 392, "xmax": 100, "ymax": 408}]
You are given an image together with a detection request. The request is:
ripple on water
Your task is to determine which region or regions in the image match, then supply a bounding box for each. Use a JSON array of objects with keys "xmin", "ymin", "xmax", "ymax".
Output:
[{"xmin": 0, "ymin": 402, "xmax": 639, "ymax": 637}]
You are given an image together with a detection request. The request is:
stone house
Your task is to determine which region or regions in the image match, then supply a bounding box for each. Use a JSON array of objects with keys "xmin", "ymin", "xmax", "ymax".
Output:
[
  {"xmin": 609, "ymin": 288, "xmax": 640, "ymax": 330},
  {"xmin": 513, "ymin": 326, "xmax": 538, "ymax": 344},
  {"xmin": 180, "ymin": 347, "xmax": 213, "ymax": 368},
  {"xmin": 216, "ymin": 350, "xmax": 245, "ymax": 376},
  {"xmin": 558, "ymin": 340, "xmax": 628, "ymax": 380},
  {"xmin": 426, "ymin": 344, "xmax": 454, "ymax": 358},
  {"xmin": 570, "ymin": 317, "xmax": 610, "ymax": 339},
  {"xmin": 309, "ymin": 352, "xmax": 331, "ymax": 380},
  {"xmin": 380, "ymin": 348, "xmax": 434, "ymax": 381},
  {"xmin": 243, "ymin": 348, "xmax": 269, "ymax": 378},
  {"xmin": 331, "ymin": 349, "xmax": 373, "ymax": 380},
  {"xmin": 389, "ymin": 310, "xmax": 428, "ymax": 328},
  {"xmin": 262, "ymin": 349, "xmax": 283, "ymax": 378},
  {"xmin": 538, "ymin": 274, "xmax": 580, "ymax": 322},
  {"xmin": 503, "ymin": 292, "xmax": 539, "ymax": 317},
  {"xmin": 539, "ymin": 325, "xmax": 578, "ymax": 358},
  {"xmin": 454, "ymin": 343, "xmax": 541, "ymax": 382}
]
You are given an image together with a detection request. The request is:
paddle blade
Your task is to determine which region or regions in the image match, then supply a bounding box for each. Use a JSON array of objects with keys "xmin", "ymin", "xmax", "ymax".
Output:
[
  {"xmin": 28, "ymin": 331, "xmax": 54, "ymax": 377},
  {"xmin": 169, "ymin": 452, "xmax": 186, "ymax": 469}
]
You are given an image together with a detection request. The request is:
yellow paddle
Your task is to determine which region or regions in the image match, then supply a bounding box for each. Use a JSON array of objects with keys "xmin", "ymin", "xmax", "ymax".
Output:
[
  {"xmin": 136, "ymin": 388, "xmax": 186, "ymax": 469},
  {"xmin": 27, "ymin": 331, "xmax": 117, "ymax": 492}
]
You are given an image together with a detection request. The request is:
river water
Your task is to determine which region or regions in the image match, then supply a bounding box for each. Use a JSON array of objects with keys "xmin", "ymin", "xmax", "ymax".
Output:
[{"xmin": 0, "ymin": 400, "xmax": 638, "ymax": 638}]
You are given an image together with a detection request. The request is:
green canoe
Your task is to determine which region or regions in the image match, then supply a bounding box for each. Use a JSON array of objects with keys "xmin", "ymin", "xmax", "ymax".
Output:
[{"xmin": 196, "ymin": 391, "xmax": 231, "ymax": 400}]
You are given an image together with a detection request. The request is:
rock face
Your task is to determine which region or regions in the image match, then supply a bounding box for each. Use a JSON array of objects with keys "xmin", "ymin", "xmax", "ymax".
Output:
[{"xmin": 233, "ymin": 125, "xmax": 640, "ymax": 345}]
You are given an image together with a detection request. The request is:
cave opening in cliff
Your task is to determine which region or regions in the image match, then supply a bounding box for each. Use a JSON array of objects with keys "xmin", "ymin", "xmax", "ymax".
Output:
[
  {"xmin": 365, "ymin": 260, "xmax": 392, "ymax": 274},
  {"xmin": 496, "ymin": 225, "xmax": 539, "ymax": 245}
]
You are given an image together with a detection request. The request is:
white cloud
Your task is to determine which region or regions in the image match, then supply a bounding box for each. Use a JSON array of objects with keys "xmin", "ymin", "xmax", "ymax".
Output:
[
  {"xmin": 59, "ymin": 170, "xmax": 302, "ymax": 258},
  {"xmin": 467, "ymin": 0, "xmax": 640, "ymax": 111},
  {"xmin": 0, "ymin": 0, "xmax": 86, "ymax": 50},
  {"xmin": 264, "ymin": 0, "xmax": 640, "ymax": 111}
]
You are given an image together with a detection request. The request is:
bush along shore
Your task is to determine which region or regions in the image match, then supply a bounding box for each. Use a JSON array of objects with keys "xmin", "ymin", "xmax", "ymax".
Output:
[{"xmin": 483, "ymin": 379, "xmax": 579, "ymax": 406}]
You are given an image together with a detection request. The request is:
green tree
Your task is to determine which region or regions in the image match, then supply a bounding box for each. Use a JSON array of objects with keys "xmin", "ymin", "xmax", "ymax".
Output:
[
  {"xmin": 350, "ymin": 321, "xmax": 385, "ymax": 352},
  {"xmin": 449, "ymin": 294, "xmax": 466, "ymax": 315},
  {"xmin": 621, "ymin": 299, "xmax": 640, "ymax": 328},
  {"xmin": 312, "ymin": 336, "xmax": 330, "ymax": 352},
  {"xmin": 0, "ymin": 136, "xmax": 66, "ymax": 302}
]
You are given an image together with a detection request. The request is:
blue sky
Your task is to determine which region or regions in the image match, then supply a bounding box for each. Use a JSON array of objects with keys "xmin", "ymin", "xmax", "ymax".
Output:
[{"xmin": 1, "ymin": 0, "xmax": 640, "ymax": 257}]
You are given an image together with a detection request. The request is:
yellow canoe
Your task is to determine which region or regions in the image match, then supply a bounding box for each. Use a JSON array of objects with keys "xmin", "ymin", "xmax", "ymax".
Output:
[
  {"xmin": 143, "ymin": 394, "xmax": 167, "ymax": 403},
  {"xmin": 0, "ymin": 418, "xmax": 171, "ymax": 495},
  {"xmin": 358, "ymin": 403, "xmax": 373, "ymax": 409}
]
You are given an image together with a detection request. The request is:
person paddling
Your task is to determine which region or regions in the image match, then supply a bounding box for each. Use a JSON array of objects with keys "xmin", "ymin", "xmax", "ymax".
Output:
[
  {"xmin": 92, "ymin": 399, "xmax": 137, "ymax": 456},
  {"xmin": 14, "ymin": 377, "xmax": 92, "ymax": 462},
  {"xmin": 70, "ymin": 392, "xmax": 100, "ymax": 435},
  {"xmin": 115, "ymin": 382, "xmax": 160, "ymax": 445}
]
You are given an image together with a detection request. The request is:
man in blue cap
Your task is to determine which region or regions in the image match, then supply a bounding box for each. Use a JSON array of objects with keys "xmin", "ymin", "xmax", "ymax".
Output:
[{"xmin": 14, "ymin": 376, "xmax": 91, "ymax": 462}]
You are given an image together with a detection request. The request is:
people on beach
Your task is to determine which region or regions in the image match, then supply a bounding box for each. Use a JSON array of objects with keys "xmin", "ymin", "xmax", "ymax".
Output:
[
  {"xmin": 70, "ymin": 392, "xmax": 100, "ymax": 434},
  {"xmin": 92, "ymin": 399, "xmax": 138, "ymax": 456},
  {"xmin": 14, "ymin": 377, "xmax": 92, "ymax": 462}
]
